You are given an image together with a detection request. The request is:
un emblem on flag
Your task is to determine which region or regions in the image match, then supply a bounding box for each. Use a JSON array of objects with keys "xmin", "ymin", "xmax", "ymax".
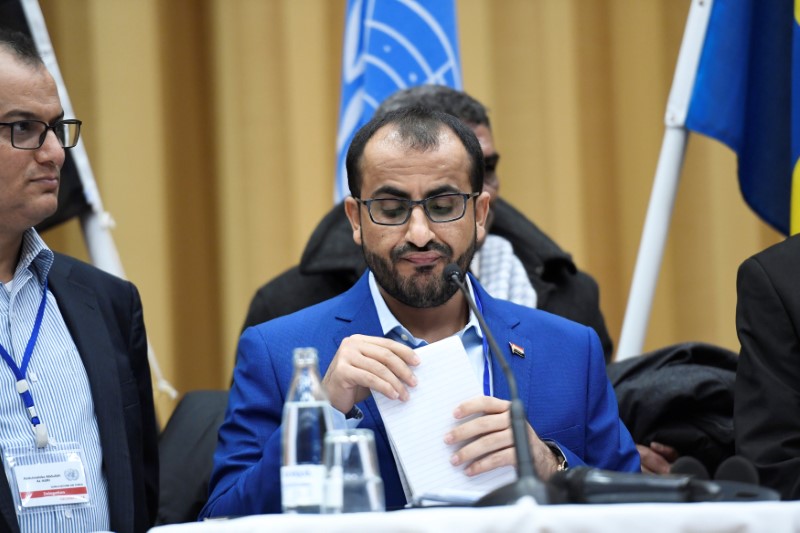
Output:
[{"xmin": 335, "ymin": 0, "xmax": 462, "ymax": 201}]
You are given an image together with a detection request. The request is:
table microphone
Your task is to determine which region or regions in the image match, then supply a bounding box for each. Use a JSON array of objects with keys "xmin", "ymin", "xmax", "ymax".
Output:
[
  {"xmin": 714, "ymin": 455, "xmax": 759, "ymax": 485},
  {"xmin": 443, "ymin": 263, "xmax": 548, "ymax": 506},
  {"xmin": 670, "ymin": 456, "xmax": 710, "ymax": 480},
  {"xmin": 710, "ymin": 455, "xmax": 777, "ymax": 501}
]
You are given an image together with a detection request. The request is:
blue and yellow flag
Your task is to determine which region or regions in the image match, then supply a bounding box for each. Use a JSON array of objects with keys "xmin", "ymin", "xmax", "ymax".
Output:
[
  {"xmin": 685, "ymin": 0, "xmax": 800, "ymax": 235},
  {"xmin": 334, "ymin": 0, "xmax": 461, "ymax": 202}
]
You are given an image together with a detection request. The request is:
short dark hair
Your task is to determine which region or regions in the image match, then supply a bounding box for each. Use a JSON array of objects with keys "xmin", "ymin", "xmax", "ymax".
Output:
[
  {"xmin": 374, "ymin": 85, "xmax": 490, "ymax": 129},
  {"xmin": 346, "ymin": 106, "xmax": 484, "ymax": 198},
  {"xmin": 0, "ymin": 28, "xmax": 44, "ymax": 66}
]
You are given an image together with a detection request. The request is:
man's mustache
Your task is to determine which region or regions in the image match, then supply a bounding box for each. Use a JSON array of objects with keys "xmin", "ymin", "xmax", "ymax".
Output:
[{"xmin": 391, "ymin": 242, "xmax": 452, "ymax": 262}]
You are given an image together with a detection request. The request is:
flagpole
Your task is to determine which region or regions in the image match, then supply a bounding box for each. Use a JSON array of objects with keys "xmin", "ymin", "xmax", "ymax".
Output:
[
  {"xmin": 20, "ymin": 0, "xmax": 114, "ymax": 269},
  {"xmin": 20, "ymin": 0, "xmax": 177, "ymax": 399},
  {"xmin": 616, "ymin": 0, "xmax": 715, "ymax": 360}
]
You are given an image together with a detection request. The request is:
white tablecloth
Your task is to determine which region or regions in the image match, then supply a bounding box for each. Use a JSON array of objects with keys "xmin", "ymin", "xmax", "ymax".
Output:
[{"xmin": 151, "ymin": 498, "xmax": 800, "ymax": 533}]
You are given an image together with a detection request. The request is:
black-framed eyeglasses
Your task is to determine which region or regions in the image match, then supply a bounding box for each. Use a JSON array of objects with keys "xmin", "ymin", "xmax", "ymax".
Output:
[
  {"xmin": 0, "ymin": 119, "xmax": 82, "ymax": 150},
  {"xmin": 355, "ymin": 192, "xmax": 480, "ymax": 226}
]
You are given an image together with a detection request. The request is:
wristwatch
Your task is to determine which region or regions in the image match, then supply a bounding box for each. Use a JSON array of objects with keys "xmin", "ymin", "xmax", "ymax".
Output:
[
  {"xmin": 345, "ymin": 405, "xmax": 363, "ymax": 421},
  {"xmin": 546, "ymin": 442, "xmax": 568, "ymax": 472}
]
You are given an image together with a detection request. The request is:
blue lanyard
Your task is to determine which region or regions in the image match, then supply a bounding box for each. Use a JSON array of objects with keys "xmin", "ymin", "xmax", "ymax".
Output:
[
  {"xmin": 0, "ymin": 277, "xmax": 49, "ymax": 447},
  {"xmin": 473, "ymin": 290, "xmax": 491, "ymax": 397}
]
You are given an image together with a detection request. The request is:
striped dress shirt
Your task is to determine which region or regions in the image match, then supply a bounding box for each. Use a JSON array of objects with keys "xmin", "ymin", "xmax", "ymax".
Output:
[{"xmin": 0, "ymin": 230, "xmax": 109, "ymax": 532}]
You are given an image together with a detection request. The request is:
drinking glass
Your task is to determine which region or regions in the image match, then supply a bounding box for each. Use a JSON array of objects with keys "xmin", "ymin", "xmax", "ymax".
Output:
[{"xmin": 323, "ymin": 428, "xmax": 385, "ymax": 513}]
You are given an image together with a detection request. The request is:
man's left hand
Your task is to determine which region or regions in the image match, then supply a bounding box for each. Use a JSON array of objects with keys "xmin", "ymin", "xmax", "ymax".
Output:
[{"xmin": 443, "ymin": 395, "xmax": 560, "ymax": 481}]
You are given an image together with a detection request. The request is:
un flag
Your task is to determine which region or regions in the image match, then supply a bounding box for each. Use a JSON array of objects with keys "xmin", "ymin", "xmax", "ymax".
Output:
[{"xmin": 335, "ymin": 0, "xmax": 462, "ymax": 201}]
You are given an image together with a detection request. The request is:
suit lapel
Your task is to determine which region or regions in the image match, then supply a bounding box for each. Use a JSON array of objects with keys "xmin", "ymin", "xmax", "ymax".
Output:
[
  {"xmin": 47, "ymin": 257, "xmax": 133, "ymax": 532},
  {"xmin": 474, "ymin": 281, "xmax": 534, "ymax": 406},
  {"xmin": 327, "ymin": 276, "xmax": 390, "ymax": 448}
]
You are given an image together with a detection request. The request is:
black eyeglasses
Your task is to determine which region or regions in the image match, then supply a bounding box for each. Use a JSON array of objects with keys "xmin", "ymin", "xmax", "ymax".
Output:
[
  {"xmin": 0, "ymin": 119, "xmax": 82, "ymax": 150},
  {"xmin": 355, "ymin": 192, "xmax": 480, "ymax": 226}
]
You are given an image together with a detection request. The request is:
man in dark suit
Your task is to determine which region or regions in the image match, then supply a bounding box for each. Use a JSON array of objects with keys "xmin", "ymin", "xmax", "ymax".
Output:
[
  {"xmin": 734, "ymin": 233, "xmax": 800, "ymax": 500},
  {"xmin": 201, "ymin": 107, "xmax": 638, "ymax": 517},
  {"xmin": 0, "ymin": 29, "xmax": 157, "ymax": 532},
  {"xmin": 242, "ymin": 86, "xmax": 613, "ymax": 362}
]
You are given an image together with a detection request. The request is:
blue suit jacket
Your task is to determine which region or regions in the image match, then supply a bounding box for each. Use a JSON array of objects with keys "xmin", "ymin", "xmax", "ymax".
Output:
[{"xmin": 201, "ymin": 273, "xmax": 638, "ymax": 517}]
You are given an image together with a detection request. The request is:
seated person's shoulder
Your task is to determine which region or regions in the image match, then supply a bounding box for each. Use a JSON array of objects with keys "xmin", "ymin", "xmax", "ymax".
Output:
[
  {"xmin": 743, "ymin": 233, "xmax": 800, "ymax": 267},
  {"xmin": 243, "ymin": 202, "xmax": 365, "ymax": 329},
  {"xmin": 737, "ymin": 235, "xmax": 800, "ymax": 297},
  {"xmin": 52, "ymin": 252, "xmax": 136, "ymax": 292},
  {"xmin": 244, "ymin": 285, "xmax": 352, "ymax": 338},
  {"xmin": 245, "ymin": 265, "xmax": 358, "ymax": 328},
  {"xmin": 489, "ymin": 199, "xmax": 566, "ymax": 261},
  {"xmin": 490, "ymin": 198, "xmax": 595, "ymax": 287}
]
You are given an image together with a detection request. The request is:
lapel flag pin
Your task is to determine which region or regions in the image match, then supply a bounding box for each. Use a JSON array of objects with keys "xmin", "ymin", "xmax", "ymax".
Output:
[{"xmin": 509, "ymin": 342, "xmax": 525, "ymax": 358}]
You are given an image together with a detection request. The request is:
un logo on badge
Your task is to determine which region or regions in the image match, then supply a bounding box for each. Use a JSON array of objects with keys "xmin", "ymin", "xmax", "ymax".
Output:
[{"xmin": 64, "ymin": 468, "xmax": 80, "ymax": 481}]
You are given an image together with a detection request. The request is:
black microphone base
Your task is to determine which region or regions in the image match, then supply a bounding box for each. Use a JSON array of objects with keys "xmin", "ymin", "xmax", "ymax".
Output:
[
  {"xmin": 474, "ymin": 477, "xmax": 549, "ymax": 507},
  {"xmin": 545, "ymin": 466, "xmax": 781, "ymax": 504}
]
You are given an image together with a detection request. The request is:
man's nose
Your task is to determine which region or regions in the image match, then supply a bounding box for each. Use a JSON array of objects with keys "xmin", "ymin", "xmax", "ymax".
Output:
[
  {"xmin": 35, "ymin": 129, "xmax": 66, "ymax": 167},
  {"xmin": 404, "ymin": 205, "xmax": 435, "ymax": 247}
]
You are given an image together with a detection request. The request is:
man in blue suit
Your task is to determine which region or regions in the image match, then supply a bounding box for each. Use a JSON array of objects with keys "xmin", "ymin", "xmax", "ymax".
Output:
[{"xmin": 201, "ymin": 107, "xmax": 639, "ymax": 517}]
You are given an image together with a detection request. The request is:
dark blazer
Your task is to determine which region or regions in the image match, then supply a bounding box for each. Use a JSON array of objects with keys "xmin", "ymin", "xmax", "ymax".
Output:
[
  {"xmin": 734, "ymin": 234, "xmax": 800, "ymax": 500},
  {"xmin": 201, "ymin": 273, "xmax": 638, "ymax": 518},
  {"xmin": 0, "ymin": 253, "xmax": 159, "ymax": 532},
  {"xmin": 242, "ymin": 198, "xmax": 614, "ymax": 361}
]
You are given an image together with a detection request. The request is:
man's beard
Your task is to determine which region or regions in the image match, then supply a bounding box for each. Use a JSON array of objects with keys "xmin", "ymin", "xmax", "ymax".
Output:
[{"xmin": 363, "ymin": 234, "xmax": 476, "ymax": 309}]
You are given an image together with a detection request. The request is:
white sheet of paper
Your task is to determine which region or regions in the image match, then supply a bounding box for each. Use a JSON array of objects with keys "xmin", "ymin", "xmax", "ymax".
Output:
[{"xmin": 372, "ymin": 336, "xmax": 516, "ymax": 502}]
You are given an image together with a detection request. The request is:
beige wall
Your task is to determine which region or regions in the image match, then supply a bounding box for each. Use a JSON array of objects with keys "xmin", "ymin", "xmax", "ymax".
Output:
[{"xmin": 37, "ymin": 0, "xmax": 781, "ymax": 422}]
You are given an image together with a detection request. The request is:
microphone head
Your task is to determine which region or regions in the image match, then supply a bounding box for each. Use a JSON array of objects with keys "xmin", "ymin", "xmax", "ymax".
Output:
[
  {"xmin": 443, "ymin": 263, "xmax": 463, "ymax": 285},
  {"xmin": 669, "ymin": 456, "xmax": 710, "ymax": 480},
  {"xmin": 715, "ymin": 456, "xmax": 760, "ymax": 485}
]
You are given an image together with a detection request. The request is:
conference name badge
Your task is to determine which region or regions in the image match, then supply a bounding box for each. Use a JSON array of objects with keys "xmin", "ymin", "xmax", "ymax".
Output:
[
  {"xmin": 14, "ymin": 459, "xmax": 89, "ymax": 508},
  {"xmin": 5, "ymin": 443, "xmax": 92, "ymax": 511}
]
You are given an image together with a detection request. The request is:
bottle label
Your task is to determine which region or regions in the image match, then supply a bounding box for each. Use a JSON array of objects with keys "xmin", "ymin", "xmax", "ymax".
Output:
[{"xmin": 281, "ymin": 464, "xmax": 326, "ymax": 508}]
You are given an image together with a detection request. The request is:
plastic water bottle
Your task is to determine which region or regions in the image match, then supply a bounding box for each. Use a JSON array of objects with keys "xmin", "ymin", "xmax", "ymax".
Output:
[{"xmin": 281, "ymin": 347, "xmax": 333, "ymax": 513}]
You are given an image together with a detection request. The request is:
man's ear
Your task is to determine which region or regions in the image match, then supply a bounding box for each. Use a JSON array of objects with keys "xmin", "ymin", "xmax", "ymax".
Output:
[
  {"xmin": 344, "ymin": 196, "xmax": 363, "ymax": 246},
  {"xmin": 474, "ymin": 191, "xmax": 491, "ymax": 244}
]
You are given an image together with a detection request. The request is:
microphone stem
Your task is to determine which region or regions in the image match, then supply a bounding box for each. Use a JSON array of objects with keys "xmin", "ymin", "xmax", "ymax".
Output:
[{"xmin": 451, "ymin": 275, "xmax": 538, "ymax": 482}]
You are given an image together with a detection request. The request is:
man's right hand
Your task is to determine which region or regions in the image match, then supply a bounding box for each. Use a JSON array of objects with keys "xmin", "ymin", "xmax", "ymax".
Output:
[{"xmin": 322, "ymin": 335, "xmax": 420, "ymax": 414}]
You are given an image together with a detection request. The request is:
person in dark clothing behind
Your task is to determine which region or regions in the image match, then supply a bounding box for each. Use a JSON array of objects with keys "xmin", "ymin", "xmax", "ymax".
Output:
[
  {"xmin": 242, "ymin": 85, "xmax": 614, "ymax": 361},
  {"xmin": 734, "ymin": 234, "xmax": 800, "ymax": 499}
]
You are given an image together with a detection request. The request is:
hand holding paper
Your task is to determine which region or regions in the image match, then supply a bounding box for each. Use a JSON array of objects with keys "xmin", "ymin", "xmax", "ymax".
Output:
[
  {"xmin": 322, "ymin": 334, "xmax": 419, "ymax": 414},
  {"xmin": 372, "ymin": 336, "xmax": 516, "ymax": 504}
]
